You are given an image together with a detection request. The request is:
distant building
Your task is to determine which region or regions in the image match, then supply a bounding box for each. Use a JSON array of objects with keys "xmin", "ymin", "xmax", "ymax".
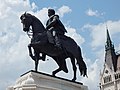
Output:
[{"xmin": 99, "ymin": 29, "xmax": 120, "ymax": 90}]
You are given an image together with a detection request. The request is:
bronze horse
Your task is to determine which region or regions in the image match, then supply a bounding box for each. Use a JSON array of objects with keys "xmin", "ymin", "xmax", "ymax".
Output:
[{"xmin": 20, "ymin": 12, "xmax": 87, "ymax": 81}]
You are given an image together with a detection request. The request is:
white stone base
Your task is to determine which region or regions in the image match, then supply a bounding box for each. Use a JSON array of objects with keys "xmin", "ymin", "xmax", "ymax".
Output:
[{"xmin": 7, "ymin": 70, "xmax": 88, "ymax": 90}]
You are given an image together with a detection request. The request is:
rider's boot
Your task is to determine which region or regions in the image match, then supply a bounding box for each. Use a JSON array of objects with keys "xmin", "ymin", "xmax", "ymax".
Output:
[
  {"xmin": 47, "ymin": 30, "xmax": 55, "ymax": 44},
  {"xmin": 54, "ymin": 35, "xmax": 62, "ymax": 50}
]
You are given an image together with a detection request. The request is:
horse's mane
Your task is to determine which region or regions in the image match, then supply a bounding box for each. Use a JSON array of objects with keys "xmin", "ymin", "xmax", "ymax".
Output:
[
  {"xmin": 27, "ymin": 13, "xmax": 39, "ymax": 21},
  {"xmin": 26, "ymin": 13, "xmax": 46, "ymax": 31}
]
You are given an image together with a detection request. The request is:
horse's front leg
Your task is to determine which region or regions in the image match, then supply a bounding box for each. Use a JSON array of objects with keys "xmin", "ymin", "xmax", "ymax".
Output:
[
  {"xmin": 28, "ymin": 44, "xmax": 32, "ymax": 56},
  {"xmin": 34, "ymin": 51, "xmax": 40, "ymax": 72},
  {"xmin": 35, "ymin": 56, "xmax": 39, "ymax": 72},
  {"xmin": 28, "ymin": 44, "xmax": 35, "ymax": 60},
  {"xmin": 52, "ymin": 68, "xmax": 61, "ymax": 76}
]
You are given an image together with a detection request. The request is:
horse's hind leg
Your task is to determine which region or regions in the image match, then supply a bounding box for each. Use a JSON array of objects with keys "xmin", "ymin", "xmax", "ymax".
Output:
[
  {"xmin": 52, "ymin": 57, "xmax": 68, "ymax": 76},
  {"xmin": 52, "ymin": 57, "xmax": 63, "ymax": 76},
  {"xmin": 70, "ymin": 56, "xmax": 77, "ymax": 81}
]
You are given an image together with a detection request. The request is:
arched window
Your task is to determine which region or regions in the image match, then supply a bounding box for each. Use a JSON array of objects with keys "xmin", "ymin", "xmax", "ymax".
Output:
[
  {"xmin": 115, "ymin": 73, "xmax": 120, "ymax": 80},
  {"xmin": 103, "ymin": 75, "xmax": 112, "ymax": 83}
]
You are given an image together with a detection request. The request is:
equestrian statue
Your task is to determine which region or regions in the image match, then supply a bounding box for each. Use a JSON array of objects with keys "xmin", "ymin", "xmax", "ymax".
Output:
[{"xmin": 20, "ymin": 9, "xmax": 87, "ymax": 81}]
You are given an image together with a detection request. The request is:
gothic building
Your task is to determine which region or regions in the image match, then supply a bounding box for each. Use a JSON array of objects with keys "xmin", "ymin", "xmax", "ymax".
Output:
[{"xmin": 99, "ymin": 29, "xmax": 120, "ymax": 90}]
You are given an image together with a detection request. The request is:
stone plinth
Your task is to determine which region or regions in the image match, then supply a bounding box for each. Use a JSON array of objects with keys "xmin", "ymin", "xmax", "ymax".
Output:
[{"xmin": 7, "ymin": 70, "xmax": 88, "ymax": 90}]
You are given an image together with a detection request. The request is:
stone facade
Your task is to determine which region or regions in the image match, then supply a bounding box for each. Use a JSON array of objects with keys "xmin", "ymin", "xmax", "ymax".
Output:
[
  {"xmin": 7, "ymin": 70, "xmax": 88, "ymax": 90},
  {"xmin": 99, "ymin": 29, "xmax": 120, "ymax": 90}
]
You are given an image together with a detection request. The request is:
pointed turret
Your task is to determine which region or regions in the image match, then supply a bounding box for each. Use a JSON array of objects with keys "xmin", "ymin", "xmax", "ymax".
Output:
[
  {"xmin": 105, "ymin": 28, "xmax": 117, "ymax": 72},
  {"xmin": 105, "ymin": 29, "xmax": 114, "ymax": 51}
]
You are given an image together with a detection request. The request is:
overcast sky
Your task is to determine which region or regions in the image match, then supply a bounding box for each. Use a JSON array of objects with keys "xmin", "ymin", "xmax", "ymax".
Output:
[{"xmin": 0, "ymin": 0, "xmax": 120, "ymax": 90}]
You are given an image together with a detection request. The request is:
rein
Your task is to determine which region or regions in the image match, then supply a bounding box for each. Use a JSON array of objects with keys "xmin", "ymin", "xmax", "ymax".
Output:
[
  {"xmin": 26, "ymin": 28, "xmax": 33, "ymax": 38},
  {"xmin": 26, "ymin": 27, "xmax": 47, "ymax": 39}
]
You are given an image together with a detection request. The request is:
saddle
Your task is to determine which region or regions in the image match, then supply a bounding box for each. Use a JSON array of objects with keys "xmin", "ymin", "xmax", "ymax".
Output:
[{"xmin": 30, "ymin": 31, "xmax": 72, "ymax": 50}]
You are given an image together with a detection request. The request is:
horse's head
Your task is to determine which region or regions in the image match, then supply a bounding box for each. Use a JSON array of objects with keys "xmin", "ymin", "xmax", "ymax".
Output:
[{"xmin": 20, "ymin": 12, "xmax": 33, "ymax": 32}]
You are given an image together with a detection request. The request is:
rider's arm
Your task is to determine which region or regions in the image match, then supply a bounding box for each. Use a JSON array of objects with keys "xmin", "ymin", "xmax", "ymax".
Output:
[{"xmin": 46, "ymin": 15, "xmax": 59, "ymax": 30}]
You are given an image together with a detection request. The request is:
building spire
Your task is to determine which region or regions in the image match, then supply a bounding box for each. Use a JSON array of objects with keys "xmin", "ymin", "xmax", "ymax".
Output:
[
  {"xmin": 105, "ymin": 26, "xmax": 117, "ymax": 71},
  {"xmin": 105, "ymin": 27, "xmax": 113, "ymax": 50}
]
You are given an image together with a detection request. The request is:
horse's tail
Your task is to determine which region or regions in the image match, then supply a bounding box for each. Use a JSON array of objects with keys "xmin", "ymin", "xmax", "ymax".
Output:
[{"xmin": 76, "ymin": 46, "xmax": 88, "ymax": 77}]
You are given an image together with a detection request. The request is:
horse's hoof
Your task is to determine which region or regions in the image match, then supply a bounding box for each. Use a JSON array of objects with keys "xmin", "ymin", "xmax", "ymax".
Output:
[
  {"xmin": 35, "ymin": 69, "xmax": 38, "ymax": 72},
  {"xmin": 71, "ymin": 78, "xmax": 76, "ymax": 82},
  {"xmin": 52, "ymin": 72, "xmax": 56, "ymax": 77},
  {"xmin": 72, "ymin": 79, "xmax": 75, "ymax": 82}
]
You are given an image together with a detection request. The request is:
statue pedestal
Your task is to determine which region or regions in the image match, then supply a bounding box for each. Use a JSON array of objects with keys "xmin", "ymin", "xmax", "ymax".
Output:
[{"xmin": 7, "ymin": 70, "xmax": 88, "ymax": 90}]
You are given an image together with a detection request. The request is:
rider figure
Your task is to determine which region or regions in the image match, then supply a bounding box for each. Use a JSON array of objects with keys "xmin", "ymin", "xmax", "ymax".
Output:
[{"xmin": 46, "ymin": 9, "xmax": 67, "ymax": 49}]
